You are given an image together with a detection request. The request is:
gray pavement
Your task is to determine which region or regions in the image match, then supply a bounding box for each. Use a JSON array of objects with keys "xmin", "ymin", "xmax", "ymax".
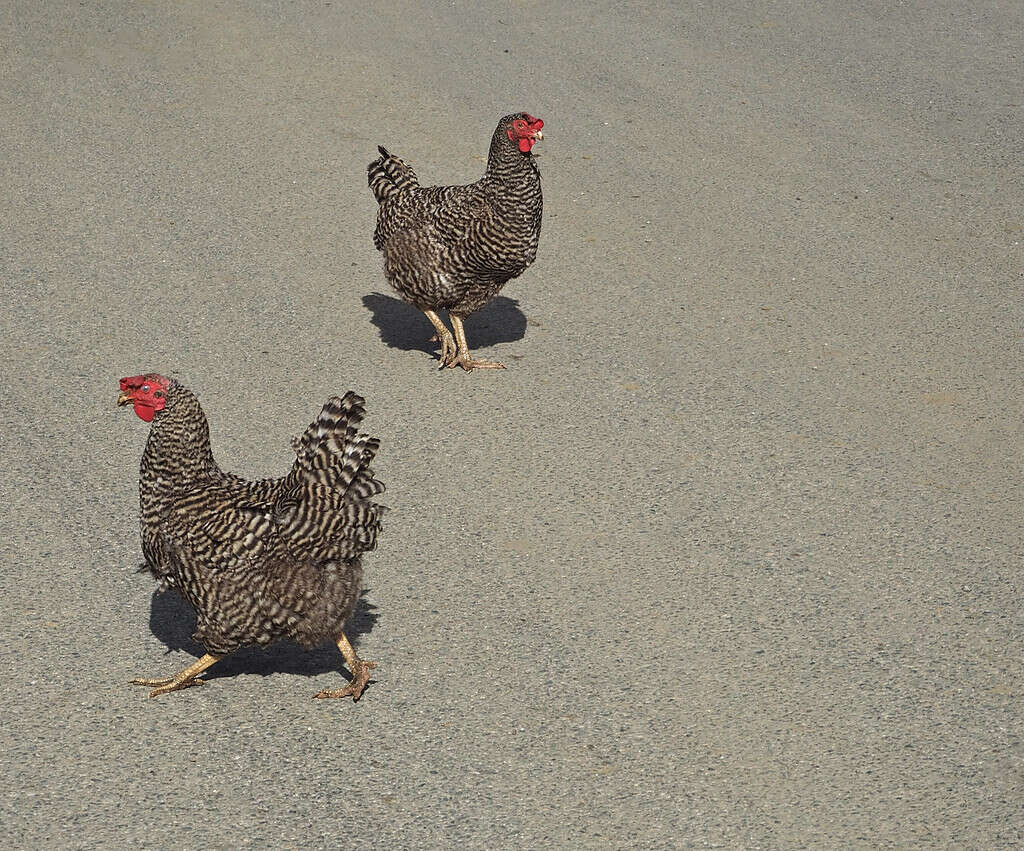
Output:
[{"xmin": 2, "ymin": 0, "xmax": 1022, "ymax": 847}]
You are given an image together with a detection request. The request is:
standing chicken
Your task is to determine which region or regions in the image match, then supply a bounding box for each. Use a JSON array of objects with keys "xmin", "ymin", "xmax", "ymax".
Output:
[
  {"xmin": 368, "ymin": 112, "xmax": 545, "ymax": 370},
  {"xmin": 117, "ymin": 373, "xmax": 386, "ymax": 701}
]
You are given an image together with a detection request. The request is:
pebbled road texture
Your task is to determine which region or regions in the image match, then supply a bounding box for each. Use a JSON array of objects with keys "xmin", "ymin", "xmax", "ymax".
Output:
[{"xmin": 2, "ymin": 1, "xmax": 1021, "ymax": 847}]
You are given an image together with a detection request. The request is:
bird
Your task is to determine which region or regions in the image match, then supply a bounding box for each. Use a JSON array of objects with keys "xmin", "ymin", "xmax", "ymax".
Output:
[
  {"xmin": 368, "ymin": 112, "xmax": 545, "ymax": 371},
  {"xmin": 118, "ymin": 373, "xmax": 387, "ymax": 701}
]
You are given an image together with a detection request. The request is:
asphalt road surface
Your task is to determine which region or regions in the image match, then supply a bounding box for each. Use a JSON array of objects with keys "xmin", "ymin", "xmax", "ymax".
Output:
[{"xmin": 2, "ymin": 1, "xmax": 1021, "ymax": 847}]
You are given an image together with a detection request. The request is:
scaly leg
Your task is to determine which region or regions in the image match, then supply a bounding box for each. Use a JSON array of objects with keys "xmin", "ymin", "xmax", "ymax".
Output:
[
  {"xmin": 423, "ymin": 309, "xmax": 458, "ymax": 368},
  {"xmin": 450, "ymin": 315, "xmax": 506, "ymax": 371},
  {"xmin": 131, "ymin": 653, "xmax": 222, "ymax": 698},
  {"xmin": 313, "ymin": 632, "xmax": 377, "ymax": 702}
]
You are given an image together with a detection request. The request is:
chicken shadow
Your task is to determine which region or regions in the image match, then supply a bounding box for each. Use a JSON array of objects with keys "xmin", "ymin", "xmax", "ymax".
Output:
[
  {"xmin": 362, "ymin": 292, "xmax": 528, "ymax": 355},
  {"xmin": 144, "ymin": 586, "xmax": 379, "ymax": 681}
]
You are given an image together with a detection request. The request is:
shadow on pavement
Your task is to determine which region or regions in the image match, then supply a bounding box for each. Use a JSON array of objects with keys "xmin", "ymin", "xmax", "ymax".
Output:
[
  {"xmin": 144, "ymin": 585, "xmax": 380, "ymax": 680},
  {"xmin": 362, "ymin": 291, "xmax": 528, "ymax": 354}
]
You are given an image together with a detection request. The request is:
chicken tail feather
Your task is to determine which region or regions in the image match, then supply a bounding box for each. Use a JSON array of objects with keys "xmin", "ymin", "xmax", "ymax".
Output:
[
  {"xmin": 368, "ymin": 145, "xmax": 420, "ymax": 203},
  {"xmin": 290, "ymin": 392, "xmax": 385, "ymax": 501}
]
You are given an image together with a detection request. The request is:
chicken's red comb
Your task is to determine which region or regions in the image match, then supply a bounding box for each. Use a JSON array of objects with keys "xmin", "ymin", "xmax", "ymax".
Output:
[{"xmin": 120, "ymin": 373, "xmax": 169, "ymax": 390}]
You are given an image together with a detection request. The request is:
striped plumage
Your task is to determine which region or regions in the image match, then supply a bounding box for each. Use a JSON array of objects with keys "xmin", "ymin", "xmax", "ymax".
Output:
[
  {"xmin": 368, "ymin": 112, "xmax": 545, "ymax": 370},
  {"xmin": 120, "ymin": 374, "xmax": 386, "ymax": 700}
]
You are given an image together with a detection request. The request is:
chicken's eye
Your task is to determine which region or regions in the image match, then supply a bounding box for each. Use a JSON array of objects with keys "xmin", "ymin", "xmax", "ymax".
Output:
[{"xmin": 142, "ymin": 385, "xmax": 150, "ymax": 392}]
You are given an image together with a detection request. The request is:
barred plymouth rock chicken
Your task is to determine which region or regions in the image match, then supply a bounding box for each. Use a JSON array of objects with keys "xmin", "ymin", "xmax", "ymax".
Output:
[
  {"xmin": 118, "ymin": 374, "xmax": 386, "ymax": 701},
  {"xmin": 368, "ymin": 112, "xmax": 545, "ymax": 370}
]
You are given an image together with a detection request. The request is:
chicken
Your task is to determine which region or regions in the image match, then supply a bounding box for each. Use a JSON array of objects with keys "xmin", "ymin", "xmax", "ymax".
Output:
[
  {"xmin": 368, "ymin": 112, "xmax": 545, "ymax": 371},
  {"xmin": 117, "ymin": 373, "xmax": 386, "ymax": 702}
]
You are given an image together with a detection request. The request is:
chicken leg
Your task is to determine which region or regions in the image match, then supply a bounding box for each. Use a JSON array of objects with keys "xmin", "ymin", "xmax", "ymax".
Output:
[
  {"xmin": 423, "ymin": 309, "xmax": 458, "ymax": 368},
  {"xmin": 450, "ymin": 315, "xmax": 506, "ymax": 371},
  {"xmin": 313, "ymin": 632, "xmax": 376, "ymax": 701},
  {"xmin": 131, "ymin": 653, "xmax": 222, "ymax": 698}
]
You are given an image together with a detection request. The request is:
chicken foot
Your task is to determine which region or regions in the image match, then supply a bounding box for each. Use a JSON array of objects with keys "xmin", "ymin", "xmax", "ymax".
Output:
[
  {"xmin": 423, "ymin": 309, "xmax": 458, "ymax": 368},
  {"xmin": 131, "ymin": 652, "xmax": 222, "ymax": 698},
  {"xmin": 313, "ymin": 632, "xmax": 377, "ymax": 702},
  {"xmin": 450, "ymin": 315, "xmax": 506, "ymax": 371}
]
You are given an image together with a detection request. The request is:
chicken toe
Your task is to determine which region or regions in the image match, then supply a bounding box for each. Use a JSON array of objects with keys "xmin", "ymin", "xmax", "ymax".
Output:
[
  {"xmin": 131, "ymin": 653, "xmax": 221, "ymax": 698},
  {"xmin": 423, "ymin": 310, "xmax": 458, "ymax": 368},
  {"xmin": 457, "ymin": 356, "xmax": 506, "ymax": 371},
  {"xmin": 313, "ymin": 633, "xmax": 377, "ymax": 702},
  {"xmin": 450, "ymin": 315, "xmax": 506, "ymax": 371}
]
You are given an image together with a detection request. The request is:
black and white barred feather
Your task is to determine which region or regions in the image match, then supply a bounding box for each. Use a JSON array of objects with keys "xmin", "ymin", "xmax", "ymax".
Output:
[
  {"xmin": 136, "ymin": 380, "xmax": 386, "ymax": 655},
  {"xmin": 367, "ymin": 113, "xmax": 543, "ymax": 318}
]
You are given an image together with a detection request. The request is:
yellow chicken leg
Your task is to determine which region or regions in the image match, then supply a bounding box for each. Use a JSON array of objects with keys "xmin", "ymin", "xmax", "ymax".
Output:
[
  {"xmin": 131, "ymin": 653, "xmax": 222, "ymax": 698},
  {"xmin": 450, "ymin": 315, "xmax": 506, "ymax": 371},
  {"xmin": 423, "ymin": 309, "xmax": 458, "ymax": 368},
  {"xmin": 313, "ymin": 632, "xmax": 377, "ymax": 701}
]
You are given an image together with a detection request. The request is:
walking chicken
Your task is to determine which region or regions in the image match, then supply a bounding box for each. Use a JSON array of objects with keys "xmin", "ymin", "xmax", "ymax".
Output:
[
  {"xmin": 118, "ymin": 373, "xmax": 386, "ymax": 701},
  {"xmin": 368, "ymin": 112, "xmax": 545, "ymax": 370}
]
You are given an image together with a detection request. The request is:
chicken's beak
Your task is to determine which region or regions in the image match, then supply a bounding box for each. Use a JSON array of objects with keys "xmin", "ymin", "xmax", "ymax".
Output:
[
  {"xmin": 532, "ymin": 130, "xmax": 544, "ymax": 141},
  {"xmin": 118, "ymin": 391, "xmax": 133, "ymax": 407}
]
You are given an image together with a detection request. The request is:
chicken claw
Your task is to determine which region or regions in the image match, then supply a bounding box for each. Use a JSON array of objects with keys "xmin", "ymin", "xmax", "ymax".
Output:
[
  {"xmin": 456, "ymin": 356, "xmax": 506, "ymax": 371},
  {"xmin": 131, "ymin": 676, "xmax": 208, "ymax": 698},
  {"xmin": 313, "ymin": 632, "xmax": 376, "ymax": 702},
  {"xmin": 313, "ymin": 659, "xmax": 377, "ymax": 702},
  {"xmin": 450, "ymin": 316, "xmax": 506, "ymax": 371},
  {"xmin": 423, "ymin": 310, "xmax": 458, "ymax": 368},
  {"xmin": 437, "ymin": 333, "xmax": 459, "ymax": 369},
  {"xmin": 130, "ymin": 653, "xmax": 221, "ymax": 698}
]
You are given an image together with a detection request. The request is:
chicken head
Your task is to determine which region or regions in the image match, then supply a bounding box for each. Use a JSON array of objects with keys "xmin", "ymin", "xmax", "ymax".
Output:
[{"xmin": 118, "ymin": 373, "xmax": 170, "ymax": 422}]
